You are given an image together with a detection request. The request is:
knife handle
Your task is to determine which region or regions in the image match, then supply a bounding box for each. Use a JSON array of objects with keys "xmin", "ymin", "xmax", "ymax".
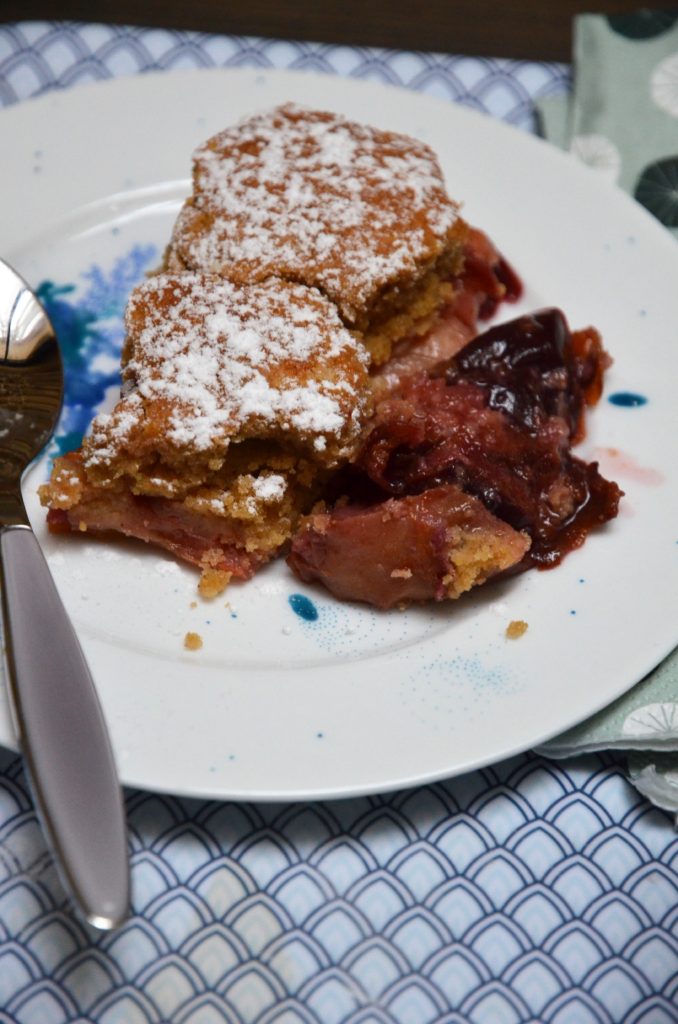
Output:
[{"xmin": 0, "ymin": 524, "xmax": 129, "ymax": 929}]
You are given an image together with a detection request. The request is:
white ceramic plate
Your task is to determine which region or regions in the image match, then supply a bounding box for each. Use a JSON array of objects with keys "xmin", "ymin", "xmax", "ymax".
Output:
[{"xmin": 2, "ymin": 68, "xmax": 678, "ymax": 800}]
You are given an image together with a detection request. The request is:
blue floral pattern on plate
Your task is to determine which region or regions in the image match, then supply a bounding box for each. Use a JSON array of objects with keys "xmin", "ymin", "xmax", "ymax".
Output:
[{"xmin": 37, "ymin": 244, "xmax": 156, "ymax": 459}]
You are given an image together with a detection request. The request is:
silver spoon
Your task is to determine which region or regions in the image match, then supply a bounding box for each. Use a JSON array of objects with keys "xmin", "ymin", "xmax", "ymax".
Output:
[{"xmin": 0, "ymin": 258, "xmax": 129, "ymax": 929}]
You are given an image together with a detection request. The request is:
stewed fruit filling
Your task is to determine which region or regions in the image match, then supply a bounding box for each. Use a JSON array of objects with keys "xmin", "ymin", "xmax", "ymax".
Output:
[{"xmin": 287, "ymin": 309, "xmax": 622, "ymax": 607}]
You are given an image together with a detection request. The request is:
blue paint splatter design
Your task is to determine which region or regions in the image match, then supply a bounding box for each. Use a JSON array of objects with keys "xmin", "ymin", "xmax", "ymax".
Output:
[
  {"xmin": 608, "ymin": 391, "xmax": 648, "ymax": 407},
  {"xmin": 289, "ymin": 594, "xmax": 319, "ymax": 622},
  {"xmin": 400, "ymin": 652, "xmax": 520, "ymax": 730},
  {"xmin": 37, "ymin": 244, "xmax": 157, "ymax": 460}
]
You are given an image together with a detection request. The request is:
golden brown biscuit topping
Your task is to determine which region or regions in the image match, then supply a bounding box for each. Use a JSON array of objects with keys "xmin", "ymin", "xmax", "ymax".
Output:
[
  {"xmin": 169, "ymin": 103, "xmax": 461, "ymax": 326},
  {"xmin": 82, "ymin": 272, "xmax": 370, "ymax": 477}
]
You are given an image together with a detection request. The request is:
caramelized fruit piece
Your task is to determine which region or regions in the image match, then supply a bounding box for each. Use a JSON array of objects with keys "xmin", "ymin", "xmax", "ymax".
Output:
[{"xmin": 288, "ymin": 484, "xmax": 530, "ymax": 609}]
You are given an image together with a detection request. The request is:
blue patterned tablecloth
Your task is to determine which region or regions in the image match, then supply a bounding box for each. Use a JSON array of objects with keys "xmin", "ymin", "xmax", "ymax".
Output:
[{"xmin": 1, "ymin": 22, "xmax": 677, "ymax": 1024}]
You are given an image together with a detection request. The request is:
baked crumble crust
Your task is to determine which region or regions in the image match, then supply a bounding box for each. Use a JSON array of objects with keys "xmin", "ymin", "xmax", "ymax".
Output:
[
  {"xmin": 84, "ymin": 271, "xmax": 370, "ymax": 483},
  {"xmin": 165, "ymin": 103, "xmax": 466, "ymax": 363}
]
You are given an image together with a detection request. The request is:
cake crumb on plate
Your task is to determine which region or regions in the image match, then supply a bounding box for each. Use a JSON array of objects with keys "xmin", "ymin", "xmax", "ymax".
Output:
[{"xmin": 198, "ymin": 568, "xmax": 231, "ymax": 599}]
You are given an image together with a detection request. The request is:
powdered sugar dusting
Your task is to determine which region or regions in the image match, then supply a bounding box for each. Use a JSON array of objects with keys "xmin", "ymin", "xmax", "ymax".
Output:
[
  {"xmin": 252, "ymin": 474, "xmax": 286, "ymax": 502},
  {"xmin": 83, "ymin": 273, "xmax": 369, "ymax": 470},
  {"xmin": 170, "ymin": 104, "xmax": 459, "ymax": 323}
]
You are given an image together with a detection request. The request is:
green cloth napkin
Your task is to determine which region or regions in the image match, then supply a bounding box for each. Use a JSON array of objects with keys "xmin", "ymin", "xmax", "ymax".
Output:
[
  {"xmin": 535, "ymin": 9, "xmax": 678, "ymax": 817},
  {"xmin": 538, "ymin": 649, "xmax": 678, "ymax": 813},
  {"xmin": 537, "ymin": 9, "xmax": 678, "ymax": 235}
]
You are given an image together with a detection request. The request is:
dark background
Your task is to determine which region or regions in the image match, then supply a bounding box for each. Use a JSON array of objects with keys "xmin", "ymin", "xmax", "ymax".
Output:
[{"xmin": 1, "ymin": 1, "xmax": 669, "ymax": 60}]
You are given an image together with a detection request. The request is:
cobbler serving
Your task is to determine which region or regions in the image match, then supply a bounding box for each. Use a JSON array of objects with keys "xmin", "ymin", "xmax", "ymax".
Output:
[{"xmin": 41, "ymin": 104, "xmax": 621, "ymax": 607}]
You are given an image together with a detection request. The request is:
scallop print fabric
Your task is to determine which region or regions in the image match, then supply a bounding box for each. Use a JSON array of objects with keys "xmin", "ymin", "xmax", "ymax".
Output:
[{"xmin": 537, "ymin": 9, "xmax": 678, "ymax": 237}]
